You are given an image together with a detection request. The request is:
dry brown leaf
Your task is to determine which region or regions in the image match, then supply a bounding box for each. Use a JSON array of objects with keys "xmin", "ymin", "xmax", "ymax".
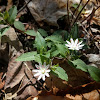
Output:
[
  {"xmin": 4, "ymin": 51, "xmax": 24, "ymax": 89},
  {"xmin": 0, "ymin": 72, "xmax": 5, "ymax": 89},
  {"xmin": 83, "ymin": 90, "xmax": 100, "ymax": 100},
  {"xmin": 25, "ymin": 0, "xmax": 67, "ymax": 26},
  {"xmin": 65, "ymin": 90, "xmax": 100, "ymax": 100},
  {"xmin": 4, "ymin": 52, "xmax": 38, "ymax": 100},
  {"xmin": 65, "ymin": 94, "xmax": 82, "ymax": 100},
  {"xmin": 1, "ymin": 27, "xmax": 23, "ymax": 52},
  {"xmin": 14, "ymin": 62, "xmax": 38, "ymax": 100}
]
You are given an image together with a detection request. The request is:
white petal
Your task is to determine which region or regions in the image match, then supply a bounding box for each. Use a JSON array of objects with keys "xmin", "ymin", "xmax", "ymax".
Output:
[
  {"xmin": 75, "ymin": 48, "xmax": 79, "ymax": 50},
  {"xmin": 34, "ymin": 72, "xmax": 41, "ymax": 77},
  {"xmin": 70, "ymin": 38, "xmax": 74, "ymax": 45},
  {"xmin": 42, "ymin": 75, "xmax": 45, "ymax": 81},
  {"xmin": 69, "ymin": 47, "xmax": 74, "ymax": 50},
  {"xmin": 43, "ymin": 62, "xmax": 46, "ymax": 67},
  {"xmin": 75, "ymin": 39, "xmax": 78, "ymax": 45},
  {"xmin": 46, "ymin": 69, "xmax": 51, "ymax": 73},
  {"xmin": 78, "ymin": 41, "xmax": 82, "ymax": 45},
  {"xmin": 32, "ymin": 69, "xmax": 39, "ymax": 72},
  {"xmin": 37, "ymin": 75, "xmax": 42, "ymax": 80},
  {"xmin": 65, "ymin": 44, "xmax": 71, "ymax": 47},
  {"xmin": 46, "ymin": 65, "xmax": 49, "ymax": 69},
  {"xmin": 78, "ymin": 44, "xmax": 84, "ymax": 48},
  {"xmin": 39, "ymin": 63, "xmax": 42, "ymax": 67},
  {"xmin": 66, "ymin": 41, "xmax": 71, "ymax": 45},
  {"xmin": 35, "ymin": 64, "xmax": 40, "ymax": 69},
  {"xmin": 45, "ymin": 72, "xmax": 50, "ymax": 77}
]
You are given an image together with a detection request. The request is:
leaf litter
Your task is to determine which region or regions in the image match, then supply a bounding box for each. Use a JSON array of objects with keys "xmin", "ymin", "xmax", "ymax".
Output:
[{"xmin": 0, "ymin": 0, "xmax": 100, "ymax": 100}]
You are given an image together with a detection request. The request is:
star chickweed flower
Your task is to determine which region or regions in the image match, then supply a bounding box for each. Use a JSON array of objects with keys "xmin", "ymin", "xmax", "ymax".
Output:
[
  {"xmin": 32, "ymin": 62, "xmax": 50, "ymax": 81},
  {"xmin": 65, "ymin": 38, "xmax": 84, "ymax": 50}
]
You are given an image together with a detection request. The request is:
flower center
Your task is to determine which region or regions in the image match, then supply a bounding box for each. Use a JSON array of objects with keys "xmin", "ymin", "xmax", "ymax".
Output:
[{"xmin": 41, "ymin": 69, "xmax": 45, "ymax": 74}]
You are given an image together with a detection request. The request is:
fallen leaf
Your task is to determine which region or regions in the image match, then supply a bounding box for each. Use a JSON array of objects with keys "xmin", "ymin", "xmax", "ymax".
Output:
[
  {"xmin": 65, "ymin": 90, "xmax": 100, "ymax": 100},
  {"xmin": 0, "ymin": 72, "xmax": 5, "ymax": 89},
  {"xmin": 1, "ymin": 27, "xmax": 23, "ymax": 51},
  {"xmin": 4, "ymin": 52, "xmax": 38, "ymax": 100},
  {"xmin": 14, "ymin": 61, "xmax": 38, "ymax": 100},
  {"xmin": 83, "ymin": 90, "xmax": 100, "ymax": 100}
]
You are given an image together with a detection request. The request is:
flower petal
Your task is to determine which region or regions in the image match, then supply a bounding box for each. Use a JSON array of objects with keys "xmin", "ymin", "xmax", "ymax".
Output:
[
  {"xmin": 42, "ymin": 75, "xmax": 45, "ymax": 81},
  {"xmin": 65, "ymin": 44, "xmax": 71, "ymax": 47},
  {"xmin": 35, "ymin": 64, "xmax": 40, "ymax": 69},
  {"xmin": 37, "ymin": 74, "xmax": 42, "ymax": 80},
  {"xmin": 66, "ymin": 41, "xmax": 71, "ymax": 45},
  {"xmin": 78, "ymin": 41, "xmax": 82, "ymax": 45},
  {"xmin": 45, "ymin": 72, "xmax": 50, "ymax": 77},
  {"xmin": 34, "ymin": 72, "xmax": 41, "ymax": 77},
  {"xmin": 46, "ymin": 69, "xmax": 51, "ymax": 73},
  {"xmin": 78, "ymin": 44, "xmax": 84, "ymax": 48},
  {"xmin": 32, "ymin": 69, "xmax": 39, "ymax": 72},
  {"xmin": 70, "ymin": 38, "xmax": 74, "ymax": 45},
  {"xmin": 75, "ymin": 39, "xmax": 78, "ymax": 46}
]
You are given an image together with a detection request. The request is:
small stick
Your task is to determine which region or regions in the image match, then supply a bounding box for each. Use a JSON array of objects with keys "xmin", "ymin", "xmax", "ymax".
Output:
[
  {"xmin": 81, "ymin": 5, "xmax": 100, "ymax": 23},
  {"xmin": 72, "ymin": 0, "xmax": 90, "ymax": 26},
  {"xmin": 72, "ymin": 0, "xmax": 82, "ymax": 18},
  {"xmin": 17, "ymin": 0, "xmax": 32, "ymax": 14}
]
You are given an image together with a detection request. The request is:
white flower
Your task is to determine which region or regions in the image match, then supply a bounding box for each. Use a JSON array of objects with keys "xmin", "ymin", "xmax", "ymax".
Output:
[
  {"xmin": 32, "ymin": 62, "xmax": 50, "ymax": 81},
  {"xmin": 65, "ymin": 38, "xmax": 84, "ymax": 50}
]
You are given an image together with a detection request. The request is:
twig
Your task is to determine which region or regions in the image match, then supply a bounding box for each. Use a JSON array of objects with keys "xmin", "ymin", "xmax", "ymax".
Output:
[
  {"xmin": 81, "ymin": 5, "xmax": 100, "ymax": 23},
  {"xmin": 69, "ymin": 9, "xmax": 94, "ymax": 38},
  {"xmin": 67, "ymin": 0, "xmax": 70, "ymax": 26},
  {"xmin": 71, "ymin": 0, "xmax": 90, "ymax": 26},
  {"xmin": 72, "ymin": 0, "xmax": 82, "ymax": 18},
  {"xmin": 17, "ymin": 0, "xmax": 32, "ymax": 14}
]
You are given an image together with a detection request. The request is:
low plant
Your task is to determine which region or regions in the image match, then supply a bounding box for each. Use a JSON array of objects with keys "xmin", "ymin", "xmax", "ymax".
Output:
[{"xmin": 0, "ymin": 5, "xmax": 100, "ymax": 83}]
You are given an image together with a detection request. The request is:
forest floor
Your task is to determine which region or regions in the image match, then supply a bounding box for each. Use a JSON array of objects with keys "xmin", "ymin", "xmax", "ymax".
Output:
[{"xmin": 0, "ymin": 0, "xmax": 100, "ymax": 100}]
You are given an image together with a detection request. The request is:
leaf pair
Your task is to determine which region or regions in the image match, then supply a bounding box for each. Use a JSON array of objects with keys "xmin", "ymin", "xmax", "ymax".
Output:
[{"xmin": 71, "ymin": 59, "xmax": 100, "ymax": 82}]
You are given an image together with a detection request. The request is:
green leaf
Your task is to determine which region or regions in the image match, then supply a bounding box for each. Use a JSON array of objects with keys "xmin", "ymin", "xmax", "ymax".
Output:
[
  {"xmin": 16, "ymin": 51, "xmax": 37, "ymax": 61},
  {"xmin": 25, "ymin": 30, "xmax": 37, "ymax": 36},
  {"xmin": 44, "ymin": 52, "xmax": 50, "ymax": 58},
  {"xmin": 56, "ymin": 44, "xmax": 66, "ymax": 57},
  {"xmin": 70, "ymin": 23, "xmax": 78, "ymax": 39},
  {"xmin": 14, "ymin": 21, "xmax": 25, "ymax": 31},
  {"xmin": 0, "ymin": 27, "xmax": 10, "ymax": 38},
  {"xmin": 38, "ymin": 28, "xmax": 48, "ymax": 37},
  {"xmin": 53, "ymin": 30, "xmax": 69, "ymax": 40},
  {"xmin": 0, "ymin": 13, "xmax": 3, "ymax": 17},
  {"xmin": 87, "ymin": 66, "xmax": 100, "ymax": 82},
  {"xmin": 34, "ymin": 54, "xmax": 42, "ymax": 63},
  {"xmin": 7, "ymin": 6, "xmax": 17, "ymax": 24},
  {"xmin": 45, "ymin": 35, "xmax": 64, "ymax": 43},
  {"xmin": 0, "ymin": 20, "xmax": 5, "ymax": 24},
  {"xmin": 71, "ymin": 59, "xmax": 88, "ymax": 72},
  {"xmin": 47, "ymin": 41, "xmax": 53, "ymax": 48},
  {"xmin": 40, "ymin": 54, "xmax": 50, "ymax": 65},
  {"xmin": 51, "ymin": 66, "xmax": 68, "ymax": 81},
  {"xmin": 51, "ymin": 50, "xmax": 59, "ymax": 57},
  {"xmin": 3, "ymin": 11, "xmax": 9, "ymax": 20},
  {"xmin": 0, "ymin": 13, "xmax": 5, "ymax": 24},
  {"xmin": 35, "ymin": 32, "xmax": 46, "ymax": 53}
]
